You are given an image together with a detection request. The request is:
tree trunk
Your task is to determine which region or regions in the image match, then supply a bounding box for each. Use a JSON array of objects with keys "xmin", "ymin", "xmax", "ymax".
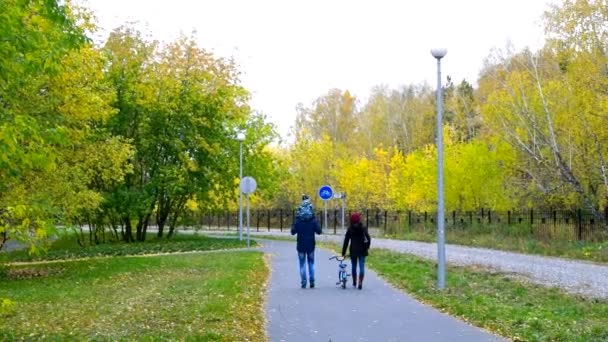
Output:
[
  {"xmin": 123, "ymin": 217, "xmax": 134, "ymax": 243},
  {"xmin": 167, "ymin": 213, "xmax": 179, "ymax": 238},
  {"xmin": 136, "ymin": 215, "xmax": 148, "ymax": 242},
  {"xmin": 135, "ymin": 220, "xmax": 142, "ymax": 241},
  {"xmin": 76, "ymin": 224, "xmax": 85, "ymax": 247},
  {"xmin": 167, "ymin": 199, "xmax": 187, "ymax": 238},
  {"xmin": 110, "ymin": 220, "xmax": 120, "ymax": 241},
  {"xmin": 0, "ymin": 230, "xmax": 7, "ymax": 251},
  {"xmin": 156, "ymin": 202, "xmax": 171, "ymax": 238},
  {"xmin": 136, "ymin": 213, "xmax": 151, "ymax": 242},
  {"xmin": 87, "ymin": 216, "xmax": 94, "ymax": 246},
  {"xmin": 141, "ymin": 212, "xmax": 151, "ymax": 241},
  {"xmin": 167, "ymin": 213, "xmax": 178, "ymax": 238},
  {"xmin": 94, "ymin": 223, "xmax": 100, "ymax": 245}
]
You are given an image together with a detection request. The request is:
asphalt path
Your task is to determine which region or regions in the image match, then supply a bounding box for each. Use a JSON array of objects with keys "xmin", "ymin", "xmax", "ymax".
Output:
[{"xmin": 262, "ymin": 239, "xmax": 505, "ymax": 342}]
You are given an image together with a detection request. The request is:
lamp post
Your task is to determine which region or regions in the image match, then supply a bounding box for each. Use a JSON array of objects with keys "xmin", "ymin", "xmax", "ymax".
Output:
[
  {"xmin": 236, "ymin": 132, "xmax": 245, "ymax": 241},
  {"xmin": 431, "ymin": 48, "xmax": 447, "ymax": 290}
]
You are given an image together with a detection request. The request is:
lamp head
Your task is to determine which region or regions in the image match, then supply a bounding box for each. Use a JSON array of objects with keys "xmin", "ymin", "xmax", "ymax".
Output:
[
  {"xmin": 236, "ymin": 132, "xmax": 245, "ymax": 142},
  {"xmin": 430, "ymin": 48, "xmax": 448, "ymax": 59}
]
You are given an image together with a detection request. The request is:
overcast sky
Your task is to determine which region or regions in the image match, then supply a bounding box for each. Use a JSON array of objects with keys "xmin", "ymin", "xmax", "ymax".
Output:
[{"xmin": 81, "ymin": 0, "xmax": 552, "ymax": 141}]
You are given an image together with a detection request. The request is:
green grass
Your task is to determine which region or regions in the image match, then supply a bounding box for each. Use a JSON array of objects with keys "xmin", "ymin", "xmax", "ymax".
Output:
[
  {"xmin": 1, "ymin": 232, "xmax": 256, "ymax": 263},
  {"xmin": 320, "ymin": 242, "xmax": 608, "ymax": 342},
  {"xmin": 0, "ymin": 250, "xmax": 268, "ymax": 341}
]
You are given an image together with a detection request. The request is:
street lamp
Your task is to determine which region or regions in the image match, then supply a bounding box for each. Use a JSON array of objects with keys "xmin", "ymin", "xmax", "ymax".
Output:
[
  {"xmin": 236, "ymin": 132, "xmax": 245, "ymax": 241},
  {"xmin": 431, "ymin": 48, "xmax": 447, "ymax": 290}
]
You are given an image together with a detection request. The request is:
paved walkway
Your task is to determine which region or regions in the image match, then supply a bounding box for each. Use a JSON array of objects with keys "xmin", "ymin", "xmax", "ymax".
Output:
[{"xmin": 262, "ymin": 239, "xmax": 505, "ymax": 342}]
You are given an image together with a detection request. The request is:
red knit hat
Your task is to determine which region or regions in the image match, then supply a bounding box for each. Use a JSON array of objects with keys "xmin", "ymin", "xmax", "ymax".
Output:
[{"xmin": 350, "ymin": 212, "xmax": 361, "ymax": 224}]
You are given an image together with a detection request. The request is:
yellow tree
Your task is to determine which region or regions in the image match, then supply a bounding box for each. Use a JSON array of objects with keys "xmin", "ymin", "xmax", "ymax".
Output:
[
  {"xmin": 288, "ymin": 134, "xmax": 340, "ymax": 209},
  {"xmin": 363, "ymin": 147, "xmax": 394, "ymax": 208},
  {"xmin": 389, "ymin": 145, "xmax": 436, "ymax": 211},
  {"xmin": 478, "ymin": 46, "xmax": 605, "ymax": 216},
  {"xmin": 309, "ymin": 147, "xmax": 394, "ymax": 210},
  {"xmin": 544, "ymin": 0, "xmax": 608, "ymax": 208},
  {"xmin": 444, "ymin": 78, "xmax": 481, "ymax": 142},
  {"xmin": 445, "ymin": 137, "xmax": 516, "ymax": 211},
  {"xmin": 358, "ymin": 85, "xmax": 436, "ymax": 155},
  {"xmin": 295, "ymin": 89, "xmax": 357, "ymax": 145}
]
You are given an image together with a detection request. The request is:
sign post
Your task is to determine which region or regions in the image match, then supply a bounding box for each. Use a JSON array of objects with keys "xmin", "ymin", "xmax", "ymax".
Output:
[
  {"xmin": 240, "ymin": 176, "xmax": 257, "ymax": 248},
  {"xmin": 318, "ymin": 185, "xmax": 333, "ymax": 230},
  {"xmin": 334, "ymin": 192, "xmax": 346, "ymax": 230}
]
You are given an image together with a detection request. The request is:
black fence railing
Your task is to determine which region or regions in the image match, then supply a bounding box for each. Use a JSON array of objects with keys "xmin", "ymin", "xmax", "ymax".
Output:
[{"xmin": 189, "ymin": 208, "xmax": 608, "ymax": 242}]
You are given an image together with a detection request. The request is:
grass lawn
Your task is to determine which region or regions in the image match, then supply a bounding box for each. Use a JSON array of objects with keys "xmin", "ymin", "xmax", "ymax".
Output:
[
  {"xmin": 323, "ymin": 242, "xmax": 608, "ymax": 342},
  {"xmin": 0, "ymin": 252, "xmax": 267, "ymax": 341},
  {"xmin": 1, "ymin": 232, "xmax": 255, "ymax": 263},
  {"xmin": 0, "ymin": 235, "xmax": 268, "ymax": 341}
]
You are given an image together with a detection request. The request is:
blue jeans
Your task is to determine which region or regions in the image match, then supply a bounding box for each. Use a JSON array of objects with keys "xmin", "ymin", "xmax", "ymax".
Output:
[
  {"xmin": 298, "ymin": 251, "xmax": 315, "ymax": 285},
  {"xmin": 351, "ymin": 255, "xmax": 366, "ymax": 278}
]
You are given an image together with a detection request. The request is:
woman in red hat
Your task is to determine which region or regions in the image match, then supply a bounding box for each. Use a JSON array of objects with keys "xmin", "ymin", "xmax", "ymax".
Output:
[{"xmin": 341, "ymin": 212, "xmax": 371, "ymax": 289}]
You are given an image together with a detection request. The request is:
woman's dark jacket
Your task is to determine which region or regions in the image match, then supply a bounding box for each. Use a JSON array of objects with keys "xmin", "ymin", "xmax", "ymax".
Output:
[
  {"xmin": 342, "ymin": 223, "xmax": 371, "ymax": 257},
  {"xmin": 291, "ymin": 217, "xmax": 322, "ymax": 253}
]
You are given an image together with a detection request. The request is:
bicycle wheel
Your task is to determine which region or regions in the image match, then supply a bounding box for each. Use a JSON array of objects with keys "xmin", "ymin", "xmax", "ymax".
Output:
[{"xmin": 341, "ymin": 278, "xmax": 346, "ymax": 289}]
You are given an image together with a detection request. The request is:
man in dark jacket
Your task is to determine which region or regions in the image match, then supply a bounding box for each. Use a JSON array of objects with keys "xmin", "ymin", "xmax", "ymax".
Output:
[
  {"xmin": 342, "ymin": 212, "xmax": 371, "ymax": 289},
  {"xmin": 291, "ymin": 195, "xmax": 322, "ymax": 288}
]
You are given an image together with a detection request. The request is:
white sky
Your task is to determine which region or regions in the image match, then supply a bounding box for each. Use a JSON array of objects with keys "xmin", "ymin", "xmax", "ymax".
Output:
[{"xmin": 81, "ymin": 0, "xmax": 552, "ymax": 141}]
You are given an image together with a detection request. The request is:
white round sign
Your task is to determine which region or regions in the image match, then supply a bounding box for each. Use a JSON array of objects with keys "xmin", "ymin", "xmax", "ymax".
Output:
[{"xmin": 240, "ymin": 176, "xmax": 257, "ymax": 194}]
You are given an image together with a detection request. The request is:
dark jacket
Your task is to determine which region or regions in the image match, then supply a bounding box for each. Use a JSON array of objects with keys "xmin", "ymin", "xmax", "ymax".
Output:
[
  {"xmin": 342, "ymin": 223, "xmax": 371, "ymax": 257},
  {"xmin": 291, "ymin": 217, "xmax": 322, "ymax": 253}
]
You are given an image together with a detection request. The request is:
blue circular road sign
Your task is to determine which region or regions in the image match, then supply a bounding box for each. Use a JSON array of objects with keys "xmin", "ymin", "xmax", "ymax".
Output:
[{"xmin": 318, "ymin": 185, "xmax": 333, "ymax": 201}]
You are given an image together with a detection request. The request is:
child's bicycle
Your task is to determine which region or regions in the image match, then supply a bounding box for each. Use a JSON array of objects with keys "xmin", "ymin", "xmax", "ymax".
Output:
[{"xmin": 329, "ymin": 255, "xmax": 349, "ymax": 289}]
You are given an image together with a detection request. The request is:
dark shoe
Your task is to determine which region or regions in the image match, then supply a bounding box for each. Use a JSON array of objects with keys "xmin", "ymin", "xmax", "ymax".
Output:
[
  {"xmin": 352, "ymin": 281, "xmax": 357, "ymax": 288},
  {"xmin": 310, "ymin": 282, "xmax": 315, "ymax": 289},
  {"xmin": 358, "ymin": 275, "xmax": 364, "ymax": 290},
  {"xmin": 301, "ymin": 282, "xmax": 307, "ymax": 289},
  {"xmin": 358, "ymin": 284, "xmax": 362, "ymax": 290}
]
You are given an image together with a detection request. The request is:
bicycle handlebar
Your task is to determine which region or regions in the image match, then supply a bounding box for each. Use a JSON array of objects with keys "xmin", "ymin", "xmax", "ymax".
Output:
[{"xmin": 329, "ymin": 255, "xmax": 348, "ymax": 261}]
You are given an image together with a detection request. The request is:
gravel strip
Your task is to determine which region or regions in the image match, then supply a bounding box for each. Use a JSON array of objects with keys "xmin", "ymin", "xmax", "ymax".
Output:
[
  {"xmin": 1, "ymin": 240, "xmax": 25, "ymax": 253},
  {"xmin": 230, "ymin": 230, "xmax": 608, "ymax": 300},
  {"xmin": 368, "ymin": 237, "xmax": 608, "ymax": 300}
]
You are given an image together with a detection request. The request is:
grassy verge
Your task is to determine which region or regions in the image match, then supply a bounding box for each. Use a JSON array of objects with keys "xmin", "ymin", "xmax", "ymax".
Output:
[
  {"xmin": 1, "ymin": 233, "xmax": 255, "ymax": 263},
  {"xmin": 0, "ymin": 250, "xmax": 268, "ymax": 341},
  {"xmin": 319, "ymin": 242, "xmax": 607, "ymax": 341}
]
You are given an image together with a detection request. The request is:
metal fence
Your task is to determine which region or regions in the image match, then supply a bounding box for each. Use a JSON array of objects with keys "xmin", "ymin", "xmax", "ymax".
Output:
[{"xmin": 191, "ymin": 208, "xmax": 608, "ymax": 242}]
